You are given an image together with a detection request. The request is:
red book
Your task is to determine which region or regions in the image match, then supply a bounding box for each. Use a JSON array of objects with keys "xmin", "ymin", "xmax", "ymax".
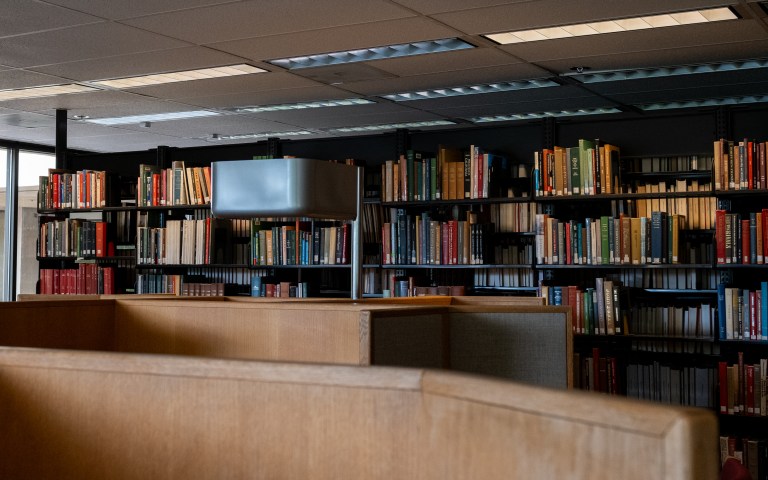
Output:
[
  {"xmin": 742, "ymin": 219, "xmax": 750, "ymax": 264},
  {"xmin": 718, "ymin": 361, "xmax": 728, "ymax": 414},
  {"xmin": 748, "ymin": 140, "xmax": 754, "ymax": 190},
  {"xmin": 152, "ymin": 173, "xmax": 160, "ymax": 206},
  {"xmin": 565, "ymin": 222, "xmax": 572, "ymax": 264},
  {"xmin": 382, "ymin": 224, "xmax": 390, "ymax": 264},
  {"xmin": 52, "ymin": 173, "xmax": 60, "ymax": 209},
  {"xmin": 451, "ymin": 220, "xmax": 458, "ymax": 265},
  {"xmin": 103, "ymin": 267, "xmax": 114, "ymax": 295},
  {"xmin": 95, "ymin": 222, "xmax": 106, "ymax": 257},
  {"xmin": 568, "ymin": 286, "xmax": 578, "ymax": 332},
  {"xmin": 746, "ymin": 364, "xmax": 755, "ymax": 415},
  {"xmin": 763, "ymin": 209, "xmax": 768, "ymax": 260},
  {"xmin": 609, "ymin": 357, "xmax": 618, "ymax": 395},
  {"xmin": 715, "ymin": 210, "xmax": 726, "ymax": 264}
]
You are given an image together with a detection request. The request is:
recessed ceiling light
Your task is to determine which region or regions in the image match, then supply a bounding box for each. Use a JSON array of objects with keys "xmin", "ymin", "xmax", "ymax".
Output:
[
  {"xmin": 85, "ymin": 110, "xmax": 220, "ymax": 126},
  {"xmin": 232, "ymin": 98, "xmax": 374, "ymax": 113},
  {"xmin": 380, "ymin": 79, "xmax": 559, "ymax": 102},
  {"xmin": 329, "ymin": 120, "xmax": 456, "ymax": 133},
  {"xmin": 0, "ymin": 84, "xmax": 99, "ymax": 101},
  {"xmin": 484, "ymin": 7, "xmax": 737, "ymax": 44},
  {"xmin": 469, "ymin": 107, "xmax": 621, "ymax": 123},
  {"xmin": 564, "ymin": 58, "xmax": 768, "ymax": 83},
  {"xmin": 72, "ymin": 114, "xmax": 91, "ymax": 120},
  {"xmin": 638, "ymin": 95, "xmax": 768, "ymax": 111},
  {"xmin": 268, "ymin": 38, "xmax": 474, "ymax": 70},
  {"xmin": 211, "ymin": 131, "xmax": 314, "ymax": 141},
  {"xmin": 90, "ymin": 64, "xmax": 266, "ymax": 89}
]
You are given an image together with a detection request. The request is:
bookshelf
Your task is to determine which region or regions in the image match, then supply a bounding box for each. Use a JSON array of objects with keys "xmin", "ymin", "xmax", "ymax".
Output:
[{"xmin": 35, "ymin": 110, "xmax": 768, "ymax": 457}]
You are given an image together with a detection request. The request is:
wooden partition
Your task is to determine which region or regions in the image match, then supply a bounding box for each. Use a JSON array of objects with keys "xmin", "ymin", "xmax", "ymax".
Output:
[
  {"xmin": 0, "ymin": 299, "xmax": 571, "ymax": 388},
  {"xmin": 0, "ymin": 347, "xmax": 718, "ymax": 480}
]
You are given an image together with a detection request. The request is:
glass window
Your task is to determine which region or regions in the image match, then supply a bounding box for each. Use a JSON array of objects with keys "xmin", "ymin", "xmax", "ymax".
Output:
[
  {"xmin": 0, "ymin": 148, "xmax": 7, "ymax": 296},
  {"xmin": 17, "ymin": 151, "xmax": 55, "ymax": 296}
]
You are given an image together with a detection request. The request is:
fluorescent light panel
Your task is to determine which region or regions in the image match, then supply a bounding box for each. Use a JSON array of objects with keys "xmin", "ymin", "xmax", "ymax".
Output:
[
  {"xmin": 381, "ymin": 79, "xmax": 559, "ymax": 101},
  {"xmin": 86, "ymin": 110, "xmax": 220, "ymax": 125},
  {"xmin": 91, "ymin": 64, "xmax": 266, "ymax": 89},
  {"xmin": 567, "ymin": 58, "xmax": 768, "ymax": 83},
  {"xmin": 638, "ymin": 95, "xmax": 768, "ymax": 111},
  {"xmin": 214, "ymin": 131, "xmax": 314, "ymax": 141},
  {"xmin": 330, "ymin": 120, "xmax": 455, "ymax": 133},
  {"xmin": 0, "ymin": 83, "xmax": 99, "ymax": 101},
  {"xmin": 470, "ymin": 107, "xmax": 621, "ymax": 123},
  {"xmin": 269, "ymin": 38, "xmax": 473, "ymax": 70},
  {"xmin": 485, "ymin": 7, "xmax": 736, "ymax": 44},
  {"xmin": 233, "ymin": 98, "xmax": 374, "ymax": 113}
]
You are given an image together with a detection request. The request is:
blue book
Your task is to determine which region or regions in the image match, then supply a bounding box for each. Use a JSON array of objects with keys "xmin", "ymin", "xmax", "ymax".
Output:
[
  {"xmin": 762, "ymin": 281, "xmax": 768, "ymax": 340},
  {"xmin": 717, "ymin": 283, "xmax": 727, "ymax": 340},
  {"xmin": 250, "ymin": 275, "xmax": 262, "ymax": 297},
  {"xmin": 552, "ymin": 286, "xmax": 562, "ymax": 305}
]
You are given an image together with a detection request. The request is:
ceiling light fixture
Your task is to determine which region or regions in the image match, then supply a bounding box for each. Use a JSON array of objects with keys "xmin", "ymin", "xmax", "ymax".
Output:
[
  {"xmin": 212, "ymin": 131, "xmax": 315, "ymax": 141},
  {"xmin": 86, "ymin": 110, "xmax": 221, "ymax": 126},
  {"xmin": 381, "ymin": 79, "xmax": 560, "ymax": 102},
  {"xmin": 564, "ymin": 58, "xmax": 768, "ymax": 83},
  {"xmin": 330, "ymin": 120, "xmax": 456, "ymax": 133},
  {"xmin": 469, "ymin": 107, "xmax": 622, "ymax": 123},
  {"xmin": 90, "ymin": 64, "xmax": 266, "ymax": 89},
  {"xmin": 268, "ymin": 38, "xmax": 474, "ymax": 70},
  {"xmin": 0, "ymin": 84, "xmax": 99, "ymax": 102},
  {"xmin": 232, "ymin": 98, "xmax": 374, "ymax": 113},
  {"xmin": 638, "ymin": 95, "xmax": 768, "ymax": 111},
  {"xmin": 484, "ymin": 7, "xmax": 737, "ymax": 44}
]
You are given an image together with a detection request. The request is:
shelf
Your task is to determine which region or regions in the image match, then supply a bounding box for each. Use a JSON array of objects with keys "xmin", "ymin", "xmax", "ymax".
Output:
[
  {"xmin": 575, "ymin": 333, "xmax": 717, "ymax": 343},
  {"xmin": 641, "ymin": 289, "xmax": 717, "ymax": 294},
  {"xmin": 715, "ymin": 188, "xmax": 768, "ymax": 197},
  {"xmin": 534, "ymin": 191, "xmax": 714, "ymax": 201},
  {"xmin": 622, "ymin": 170, "xmax": 712, "ymax": 180},
  {"xmin": 715, "ymin": 263, "xmax": 768, "ymax": 269},
  {"xmin": 381, "ymin": 264, "xmax": 533, "ymax": 269},
  {"xmin": 537, "ymin": 263, "xmax": 713, "ymax": 269},
  {"xmin": 136, "ymin": 263, "xmax": 251, "ymax": 269},
  {"xmin": 472, "ymin": 286, "xmax": 538, "ymax": 292},
  {"xmin": 382, "ymin": 196, "xmax": 531, "ymax": 207},
  {"xmin": 137, "ymin": 204, "xmax": 210, "ymax": 211},
  {"xmin": 37, "ymin": 205, "xmax": 137, "ymax": 214}
]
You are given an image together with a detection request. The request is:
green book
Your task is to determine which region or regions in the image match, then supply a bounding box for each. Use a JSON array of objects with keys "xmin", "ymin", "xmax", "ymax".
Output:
[
  {"xmin": 600, "ymin": 216, "xmax": 610, "ymax": 265},
  {"xmin": 578, "ymin": 139, "xmax": 594, "ymax": 195}
]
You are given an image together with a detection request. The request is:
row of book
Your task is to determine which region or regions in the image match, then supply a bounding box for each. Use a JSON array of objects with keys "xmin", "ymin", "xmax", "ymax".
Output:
[
  {"xmin": 632, "ymin": 180, "xmax": 715, "ymax": 230},
  {"xmin": 533, "ymin": 139, "xmax": 621, "ymax": 197},
  {"xmin": 250, "ymin": 276, "xmax": 310, "ymax": 298},
  {"xmin": 625, "ymin": 154, "xmax": 713, "ymax": 173},
  {"xmin": 574, "ymin": 348, "xmax": 619, "ymax": 394},
  {"xmin": 38, "ymin": 169, "xmax": 111, "ymax": 209},
  {"xmin": 473, "ymin": 268, "xmax": 536, "ymax": 288},
  {"xmin": 626, "ymin": 362, "xmax": 716, "ymax": 409},
  {"xmin": 137, "ymin": 218, "xmax": 234, "ymax": 265},
  {"xmin": 603, "ymin": 267, "xmax": 719, "ymax": 291},
  {"xmin": 135, "ymin": 274, "xmax": 226, "ymax": 296},
  {"xmin": 381, "ymin": 146, "xmax": 520, "ymax": 202},
  {"xmin": 138, "ymin": 161, "xmax": 211, "ymax": 207},
  {"xmin": 535, "ymin": 212, "xmax": 698, "ymax": 266},
  {"xmin": 383, "ymin": 210, "xmax": 491, "ymax": 265},
  {"xmin": 720, "ymin": 436, "xmax": 768, "ymax": 480},
  {"xmin": 250, "ymin": 222, "xmax": 350, "ymax": 266},
  {"xmin": 39, "ymin": 219, "xmax": 109, "ymax": 258},
  {"xmin": 540, "ymin": 278, "xmax": 624, "ymax": 335},
  {"xmin": 717, "ymin": 284, "xmax": 768, "ymax": 341},
  {"xmin": 718, "ymin": 355, "xmax": 767, "ymax": 417},
  {"xmin": 627, "ymin": 304, "xmax": 715, "ymax": 339},
  {"xmin": 39, "ymin": 265, "xmax": 115, "ymax": 295},
  {"xmin": 714, "ymin": 138, "xmax": 768, "ymax": 191},
  {"xmin": 716, "ymin": 209, "xmax": 768, "ymax": 264},
  {"xmin": 488, "ymin": 202, "xmax": 537, "ymax": 233}
]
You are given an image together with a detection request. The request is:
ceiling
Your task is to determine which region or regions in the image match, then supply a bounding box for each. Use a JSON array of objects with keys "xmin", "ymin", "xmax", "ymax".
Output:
[{"xmin": 0, "ymin": 0, "xmax": 767, "ymax": 153}]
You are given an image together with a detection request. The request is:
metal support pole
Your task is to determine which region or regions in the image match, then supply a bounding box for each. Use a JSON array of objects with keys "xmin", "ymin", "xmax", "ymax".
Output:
[
  {"xmin": 3, "ymin": 148, "xmax": 19, "ymax": 301},
  {"xmin": 55, "ymin": 109, "xmax": 68, "ymax": 169},
  {"xmin": 350, "ymin": 166, "xmax": 364, "ymax": 300}
]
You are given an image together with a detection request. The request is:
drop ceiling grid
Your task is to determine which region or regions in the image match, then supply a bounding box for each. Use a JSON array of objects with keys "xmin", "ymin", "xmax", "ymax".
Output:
[
  {"xmin": 208, "ymin": 17, "xmax": 462, "ymax": 62},
  {"xmin": 0, "ymin": 22, "xmax": 191, "ymax": 68},
  {"xmin": 171, "ymin": 85, "xmax": 367, "ymax": 109},
  {"xmin": 120, "ymin": 0, "xmax": 419, "ymax": 45},
  {"xmin": 0, "ymin": 0, "xmax": 103, "ymax": 38},
  {"xmin": 40, "ymin": 0, "xmax": 244, "ymax": 21}
]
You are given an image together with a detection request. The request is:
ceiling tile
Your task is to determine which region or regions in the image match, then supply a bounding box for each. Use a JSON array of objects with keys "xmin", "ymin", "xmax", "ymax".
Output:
[
  {"xmin": 0, "ymin": 70, "xmax": 74, "ymax": 90},
  {"xmin": 291, "ymin": 109, "xmax": 449, "ymax": 129},
  {"xmin": 42, "ymin": 0, "xmax": 240, "ymax": 20},
  {"xmin": 370, "ymin": 48, "xmax": 524, "ymax": 76},
  {"xmin": 0, "ymin": 23, "xmax": 190, "ymax": 68},
  {"xmin": 123, "ymin": 0, "xmax": 415, "ymax": 45},
  {"xmin": 0, "ymin": 91, "xmax": 159, "ymax": 113},
  {"xmin": 386, "ymin": 85, "xmax": 595, "ymax": 111},
  {"xmin": 0, "ymin": 111, "xmax": 56, "ymax": 128},
  {"xmin": 0, "ymin": 0, "xmax": 102, "ymax": 38},
  {"xmin": 238, "ymin": 101, "xmax": 414, "ymax": 124},
  {"xmin": 211, "ymin": 17, "xmax": 461, "ymax": 62},
  {"xmin": 428, "ymin": 95, "xmax": 616, "ymax": 118},
  {"xmin": 173, "ymin": 85, "xmax": 353, "ymax": 109},
  {"xmin": 112, "ymin": 115, "xmax": 302, "ymax": 138},
  {"xmin": 338, "ymin": 64, "xmax": 555, "ymax": 95},
  {"xmin": 30, "ymin": 47, "xmax": 250, "ymax": 82},
  {"xmin": 385, "ymin": 0, "xmax": 528, "ymax": 15}
]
